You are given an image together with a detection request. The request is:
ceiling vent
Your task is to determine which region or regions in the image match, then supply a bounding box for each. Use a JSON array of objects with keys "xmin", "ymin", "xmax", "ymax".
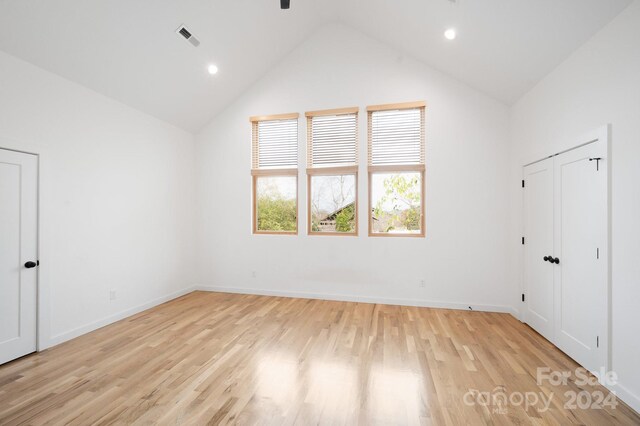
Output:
[{"xmin": 176, "ymin": 25, "xmax": 200, "ymax": 47}]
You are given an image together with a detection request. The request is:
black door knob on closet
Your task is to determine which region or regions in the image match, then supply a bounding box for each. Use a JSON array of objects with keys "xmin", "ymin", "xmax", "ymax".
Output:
[
  {"xmin": 552, "ymin": 257, "xmax": 560, "ymax": 264},
  {"xmin": 543, "ymin": 256, "xmax": 550, "ymax": 262},
  {"xmin": 24, "ymin": 261, "xmax": 38, "ymax": 268}
]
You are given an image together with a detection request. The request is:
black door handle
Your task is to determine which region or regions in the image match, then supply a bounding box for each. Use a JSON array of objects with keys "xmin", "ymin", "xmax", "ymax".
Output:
[
  {"xmin": 552, "ymin": 257, "xmax": 560, "ymax": 264},
  {"xmin": 543, "ymin": 256, "xmax": 550, "ymax": 262},
  {"xmin": 24, "ymin": 261, "xmax": 38, "ymax": 269}
]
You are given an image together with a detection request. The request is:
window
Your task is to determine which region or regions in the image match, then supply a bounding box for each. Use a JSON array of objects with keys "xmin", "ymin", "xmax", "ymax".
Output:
[
  {"xmin": 367, "ymin": 101, "xmax": 425, "ymax": 237},
  {"xmin": 251, "ymin": 113, "xmax": 299, "ymax": 234},
  {"xmin": 306, "ymin": 107, "xmax": 359, "ymax": 235}
]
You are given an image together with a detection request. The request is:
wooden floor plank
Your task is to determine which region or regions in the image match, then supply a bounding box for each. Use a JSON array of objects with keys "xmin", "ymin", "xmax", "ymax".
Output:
[{"xmin": 0, "ymin": 291, "xmax": 638, "ymax": 425}]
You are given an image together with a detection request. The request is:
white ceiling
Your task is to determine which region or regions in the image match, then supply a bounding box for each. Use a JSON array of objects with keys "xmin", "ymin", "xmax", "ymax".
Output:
[
  {"xmin": 337, "ymin": 0, "xmax": 633, "ymax": 105},
  {"xmin": 0, "ymin": 0, "xmax": 632, "ymax": 133}
]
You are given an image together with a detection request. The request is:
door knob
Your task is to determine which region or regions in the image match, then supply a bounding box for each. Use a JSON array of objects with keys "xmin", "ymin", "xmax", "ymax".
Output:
[
  {"xmin": 552, "ymin": 257, "xmax": 560, "ymax": 264},
  {"xmin": 543, "ymin": 256, "xmax": 550, "ymax": 262},
  {"xmin": 24, "ymin": 261, "xmax": 38, "ymax": 269}
]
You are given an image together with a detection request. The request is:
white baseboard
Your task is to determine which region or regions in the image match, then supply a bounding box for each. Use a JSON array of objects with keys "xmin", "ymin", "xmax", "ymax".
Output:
[
  {"xmin": 608, "ymin": 381, "xmax": 640, "ymax": 415},
  {"xmin": 45, "ymin": 286, "xmax": 196, "ymax": 349},
  {"xmin": 40, "ymin": 284, "xmax": 638, "ymax": 416},
  {"xmin": 195, "ymin": 285, "xmax": 519, "ymax": 317},
  {"xmin": 43, "ymin": 285, "xmax": 517, "ymax": 350}
]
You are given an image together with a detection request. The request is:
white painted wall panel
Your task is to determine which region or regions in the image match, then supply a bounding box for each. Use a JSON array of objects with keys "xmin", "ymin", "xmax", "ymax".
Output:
[{"xmin": 0, "ymin": 51, "xmax": 197, "ymax": 348}]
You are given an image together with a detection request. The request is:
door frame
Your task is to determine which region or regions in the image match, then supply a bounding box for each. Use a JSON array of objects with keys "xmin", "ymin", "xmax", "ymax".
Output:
[
  {"xmin": 0, "ymin": 145, "xmax": 41, "ymax": 353},
  {"xmin": 520, "ymin": 124, "xmax": 611, "ymax": 374}
]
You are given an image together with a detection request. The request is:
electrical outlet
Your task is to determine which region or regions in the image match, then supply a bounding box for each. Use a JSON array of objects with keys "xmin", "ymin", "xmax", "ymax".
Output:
[
  {"xmin": 109, "ymin": 290, "xmax": 117, "ymax": 301},
  {"xmin": 419, "ymin": 280, "xmax": 426, "ymax": 288}
]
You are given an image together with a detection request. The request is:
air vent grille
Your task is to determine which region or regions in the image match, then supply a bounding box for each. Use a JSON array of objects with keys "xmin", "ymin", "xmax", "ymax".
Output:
[
  {"xmin": 178, "ymin": 27, "xmax": 192, "ymax": 39},
  {"xmin": 176, "ymin": 25, "xmax": 200, "ymax": 47}
]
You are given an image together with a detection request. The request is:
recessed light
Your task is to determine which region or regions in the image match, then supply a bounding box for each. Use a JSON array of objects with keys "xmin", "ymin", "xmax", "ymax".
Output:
[
  {"xmin": 444, "ymin": 28, "xmax": 456, "ymax": 40},
  {"xmin": 207, "ymin": 64, "xmax": 219, "ymax": 75}
]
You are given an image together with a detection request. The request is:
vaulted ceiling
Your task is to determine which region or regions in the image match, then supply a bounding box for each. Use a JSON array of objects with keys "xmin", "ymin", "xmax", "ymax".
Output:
[{"xmin": 0, "ymin": 0, "xmax": 632, "ymax": 132}]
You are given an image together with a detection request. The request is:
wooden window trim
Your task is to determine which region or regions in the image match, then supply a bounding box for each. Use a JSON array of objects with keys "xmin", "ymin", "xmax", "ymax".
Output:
[
  {"xmin": 252, "ymin": 174, "xmax": 299, "ymax": 235},
  {"xmin": 249, "ymin": 112, "xmax": 299, "ymax": 122},
  {"xmin": 306, "ymin": 108, "xmax": 359, "ymax": 236},
  {"xmin": 366, "ymin": 101, "xmax": 426, "ymax": 112},
  {"xmin": 251, "ymin": 113, "xmax": 299, "ymax": 235},
  {"xmin": 251, "ymin": 168, "xmax": 298, "ymax": 176},
  {"xmin": 305, "ymin": 107, "xmax": 359, "ymax": 118},
  {"xmin": 368, "ymin": 164, "xmax": 425, "ymax": 173},
  {"xmin": 367, "ymin": 102, "xmax": 426, "ymax": 238},
  {"xmin": 306, "ymin": 165, "xmax": 358, "ymax": 176}
]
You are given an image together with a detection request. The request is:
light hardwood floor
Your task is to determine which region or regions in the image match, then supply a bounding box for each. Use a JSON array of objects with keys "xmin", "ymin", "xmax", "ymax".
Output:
[{"xmin": 0, "ymin": 291, "xmax": 638, "ymax": 425}]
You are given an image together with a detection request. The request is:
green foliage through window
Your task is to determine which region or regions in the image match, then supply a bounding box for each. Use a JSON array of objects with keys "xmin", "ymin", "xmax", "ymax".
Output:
[
  {"xmin": 372, "ymin": 172, "xmax": 421, "ymax": 234},
  {"xmin": 256, "ymin": 176, "xmax": 297, "ymax": 232},
  {"xmin": 335, "ymin": 204, "xmax": 355, "ymax": 232}
]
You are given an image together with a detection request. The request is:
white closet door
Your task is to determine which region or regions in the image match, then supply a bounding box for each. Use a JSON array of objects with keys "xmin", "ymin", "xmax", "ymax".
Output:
[
  {"xmin": 0, "ymin": 149, "xmax": 38, "ymax": 365},
  {"xmin": 523, "ymin": 157, "xmax": 555, "ymax": 341},
  {"xmin": 553, "ymin": 142, "xmax": 607, "ymax": 374}
]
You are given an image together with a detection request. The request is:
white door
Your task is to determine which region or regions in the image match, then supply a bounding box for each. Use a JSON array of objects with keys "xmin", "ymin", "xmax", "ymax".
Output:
[
  {"xmin": 0, "ymin": 148, "xmax": 38, "ymax": 365},
  {"xmin": 553, "ymin": 142, "xmax": 607, "ymax": 374},
  {"xmin": 523, "ymin": 157, "xmax": 555, "ymax": 341}
]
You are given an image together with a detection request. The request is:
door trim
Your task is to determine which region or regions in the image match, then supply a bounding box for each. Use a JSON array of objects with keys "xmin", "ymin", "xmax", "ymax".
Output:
[
  {"xmin": 520, "ymin": 124, "xmax": 611, "ymax": 376},
  {"xmin": 522, "ymin": 138, "xmax": 600, "ymax": 167},
  {"xmin": 0, "ymin": 146, "xmax": 40, "ymax": 354}
]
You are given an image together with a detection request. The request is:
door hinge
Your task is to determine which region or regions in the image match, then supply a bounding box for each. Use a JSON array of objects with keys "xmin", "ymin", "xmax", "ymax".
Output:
[
  {"xmin": 522, "ymin": 294, "xmax": 525, "ymax": 302},
  {"xmin": 597, "ymin": 336, "xmax": 599, "ymax": 348},
  {"xmin": 521, "ymin": 180, "xmax": 525, "ymax": 188},
  {"xmin": 522, "ymin": 237, "xmax": 525, "ymax": 245},
  {"xmin": 597, "ymin": 248, "xmax": 599, "ymax": 259}
]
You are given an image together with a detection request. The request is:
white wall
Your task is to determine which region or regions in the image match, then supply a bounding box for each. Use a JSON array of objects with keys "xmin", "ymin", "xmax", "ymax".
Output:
[
  {"xmin": 195, "ymin": 24, "xmax": 513, "ymax": 313},
  {"xmin": 509, "ymin": 0, "xmax": 640, "ymax": 411},
  {"xmin": 0, "ymin": 51, "xmax": 197, "ymax": 349}
]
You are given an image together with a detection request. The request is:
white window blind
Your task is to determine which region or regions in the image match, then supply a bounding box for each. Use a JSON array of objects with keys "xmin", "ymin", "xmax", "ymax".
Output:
[
  {"xmin": 253, "ymin": 118, "xmax": 298, "ymax": 169},
  {"xmin": 308, "ymin": 113, "xmax": 357, "ymax": 167},
  {"xmin": 369, "ymin": 107, "xmax": 424, "ymax": 165}
]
